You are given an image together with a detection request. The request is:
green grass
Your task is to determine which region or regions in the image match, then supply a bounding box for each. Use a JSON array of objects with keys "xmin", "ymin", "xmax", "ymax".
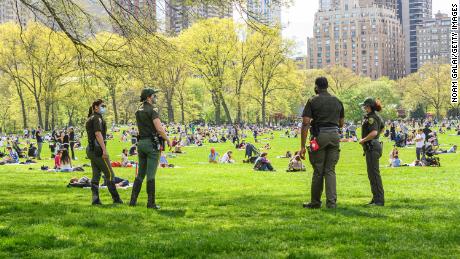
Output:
[{"xmin": 0, "ymin": 129, "xmax": 459, "ymax": 258}]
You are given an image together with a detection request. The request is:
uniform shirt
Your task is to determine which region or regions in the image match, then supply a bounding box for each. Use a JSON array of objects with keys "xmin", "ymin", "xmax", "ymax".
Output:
[
  {"xmin": 85, "ymin": 112, "xmax": 106, "ymax": 146},
  {"xmin": 302, "ymin": 89, "xmax": 345, "ymax": 128},
  {"xmin": 361, "ymin": 111, "xmax": 384, "ymax": 140},
  {"xmin": 135, "ymin": 102, "xmax": 159, "ymax": 139}
]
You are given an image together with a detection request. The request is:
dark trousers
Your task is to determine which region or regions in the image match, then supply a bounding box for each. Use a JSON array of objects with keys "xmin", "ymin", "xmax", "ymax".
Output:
[
  {"xmin": 37, "ymin": 142, "xmax": 43, "ymax": 159},
  {"xmin": 70, "ymin": 141, "xmax": 75, "ymax": 159},
  {"xmin": 86, "ymin": 147, "xmax": 116, "ymax": 185},
  {"xmin": 365, "ymin": 141, "xmax": 384, "ymax": 204},
  {"xmin": 137, "ymin": 139, "xmax": 160, "ymax": 181},
  {"xmin": 416, "ymin": 147, "xmax": 423, "ymax": 161},
  {"xmin": 308, "ymin": 132, "xmax": 340, "ymax": 206}
]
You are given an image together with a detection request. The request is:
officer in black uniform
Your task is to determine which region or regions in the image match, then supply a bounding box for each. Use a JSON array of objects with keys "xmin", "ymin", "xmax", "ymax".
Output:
[
  {"xmin": 359, "ymin": 98, "xmax": 385, "ymax": 206},
  {"xmin": 300, "ymin": 77, "xmax": 345, "ymax": 209},
  {"xmin": 129, "ymin": 88, "xmax": 171, "ymax": 209},
  {"xmin": 85, "ymin": 99, "xmax": 123, "ymax": 205}
]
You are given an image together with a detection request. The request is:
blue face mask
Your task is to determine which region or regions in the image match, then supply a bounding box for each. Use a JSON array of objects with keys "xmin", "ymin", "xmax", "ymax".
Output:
[{"xmin": 100, "ymin": 106, "xmax": 106, "ymax": 115}]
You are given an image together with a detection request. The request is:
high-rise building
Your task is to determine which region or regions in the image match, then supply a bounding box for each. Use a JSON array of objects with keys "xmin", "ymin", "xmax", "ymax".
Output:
[
  {"xmin": 165, "ymin": 1, "xmax": 232, "ymax": 35},
  {"xmin": 0, "ymin": 0, "xmax": 34, "ymax": 26},
  {"xmin": 111, "ymin": 0, "xmax": 157, "ymax": 33},
  {"xmin": 401, "ymin": 0, "xmax": 432, "ymax": 74},
  {"xmin": 308, "ymin": 0, "xmax": 405, "ymax": 79},
  {"xmin": 416, "ymin": 12, "xmax": 451, "ymax": 68},
  {"xmin": 246, "ymin": 0, "xmax": 282, "ymax": 27}
]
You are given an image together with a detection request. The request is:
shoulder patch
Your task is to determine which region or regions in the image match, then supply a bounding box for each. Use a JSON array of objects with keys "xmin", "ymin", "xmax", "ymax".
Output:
[{"xmin": 368, "ymin": 118, "xmax": 374, "ymax": 125}]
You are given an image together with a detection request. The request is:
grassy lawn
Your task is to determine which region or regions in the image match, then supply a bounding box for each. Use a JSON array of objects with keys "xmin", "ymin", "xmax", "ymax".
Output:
[{"xmin": 0, "ymin": 129, "xmax": 459, "ymax": 258}]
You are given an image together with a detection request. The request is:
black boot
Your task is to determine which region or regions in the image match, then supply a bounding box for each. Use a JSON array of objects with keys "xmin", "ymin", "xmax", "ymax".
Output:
[
  {"xmin": 91, "ymin": 184, "xmax": 102, "ymax": 205},
  {"xmin": 107, "ymin": 181, "xmax": 123, "ymax": 204},
  {"xmin": 146, "ymin": 180, "xmax": 160, "ymax": 209},
  {"xmin": 129, "ymin": 178, "xmax": 143, "ymax": 206}
]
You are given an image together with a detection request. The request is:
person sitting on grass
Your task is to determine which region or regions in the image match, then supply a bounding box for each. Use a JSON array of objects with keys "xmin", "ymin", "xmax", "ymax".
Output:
[
  {"xmin": 1, "ymin": 146, "xmax": 19, "ymax": 164},
  {"xmin": 277, "ymin": 151, "xmax": 292, "ymax": 159},
  {"xmin": 391, "ymin": 155, "xmax": 401, "ymax": 167},
  {"xmin": 159, "ymin": 151, "xmax": 174, "ymax": 168},
  {"xmin": 129, "ymin": 143, "xmax": 138, "ymax": 156},
  {"xmin": 27, "ymin": 143, "xmax": 37, "ymax": 158},
  {"xmin": 389, "ymin": 146, "xmax": 399, "ymax": 166},
  {"xmin": 254, "ymin": 152, "xmax": 275, "ymax": 171},
  {"xmin": 54, "ymin": 149, "xmax": 63, "ymax": 170},
  {"xmin": 121, "ymin": 148, "xmax": 133, "ymax": 167},
  {"xmin": 59, "ymin": 149, "xmax": 73, "ymax": 172},
  {"xmin": 173, "ymin": 144, "xmax": 183, "ymax": 153},
  {"xmin": 209, "ymin": 135, "xmax": 218, "ymax": 143},
  {"xmin": 220, "ymin": 151, "xmax": 235, "ymax": 164},
  {"xmin": 209, "ymin": 148, "xmax": 219, "ymax": 163},
  {"xmin": 287, "ymin": 153, "xmax": 305, "ymax": 172}
]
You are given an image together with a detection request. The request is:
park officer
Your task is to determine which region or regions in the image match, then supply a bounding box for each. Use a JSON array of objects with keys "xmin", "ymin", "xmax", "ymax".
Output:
[
  {"xmin": 300, "ymin": 77, "xmax": 345, "ymax": 209},
  {"xmin": 129, "ymin": 88, "xmax": 171, "ymax": 209},
  {"xmin": 359, "ymin": 98, "xmax": 385, "ymax": 206},
  {"xmin": 86, "ymin": 99, "xmax": 123, "ymax": 205}
]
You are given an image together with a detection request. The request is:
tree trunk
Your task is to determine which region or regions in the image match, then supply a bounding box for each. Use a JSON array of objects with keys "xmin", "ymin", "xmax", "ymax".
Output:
[
  {"xmin": 181, "ymin": 100, "xmax": 185, "ymax": 125},
  {"xmin": 219, "ymin": 91, "xmax": 232, "ymax": 124},
  {"xmin": 261, "ymin": 94, "xmax": 267, "ymax": 126},
  {"xmin": 17, "ymin": 86, "xmax": 27, "ymax": 129},
  {"xmin": 45, "ymin": 101, "xmax": 51, "ymax": 131},
  {"xmin": 236, "ymin": 94, "xmax": 242, "ymax": 124},
  {"xmin": 211, "ymin": 92, "xmax": 221, "ymax": 124},
  {"xmin": 51, "ymin": 102, "xmax": 56, "ymax": 130},
  {"xmin": 34, "ymin": 96, "xmax": 43, "ymax": 128},
  {"xmin": 110, "ymin": 86, "xmax": 119, "ymax": 124},
  {"xmin": 166, "ymin": 96, "xmax": 175, "ymax": 123}
]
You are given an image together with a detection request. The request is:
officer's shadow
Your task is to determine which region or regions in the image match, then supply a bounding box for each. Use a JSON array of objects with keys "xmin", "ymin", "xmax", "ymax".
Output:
[
  {"xmin": 157, "ymin": 209, "xmax": 187, "ymax": 218},
  {"xmin": 325, "ymin": 206, "xmax": 389, "ymax": 219}
]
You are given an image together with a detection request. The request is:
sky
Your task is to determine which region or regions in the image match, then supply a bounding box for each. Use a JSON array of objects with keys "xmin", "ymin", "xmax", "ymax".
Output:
[{"xmin": 281, "ymin": 0, "xmax": 456, "ymax": 56}]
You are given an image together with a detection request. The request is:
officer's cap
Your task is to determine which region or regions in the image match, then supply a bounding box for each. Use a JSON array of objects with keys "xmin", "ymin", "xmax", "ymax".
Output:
[
  {"xmin": 360, "ymin": 98, "xmax": 376, "ymax": 107},
  {"xmin": 140, "ymin": 88, "xmax": 160, "ymax": 101}
]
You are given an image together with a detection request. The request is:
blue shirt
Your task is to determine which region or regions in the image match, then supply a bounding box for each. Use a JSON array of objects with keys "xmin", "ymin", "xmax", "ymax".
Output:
[{"xmin": 9, "ymin": 151, "xmax": 19, "ymax": 163}]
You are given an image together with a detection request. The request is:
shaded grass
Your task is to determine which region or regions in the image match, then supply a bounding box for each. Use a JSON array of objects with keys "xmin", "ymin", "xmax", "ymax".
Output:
[{"xmin": 0, "ymin": 130, "xmax": 459, "ymax": 258}]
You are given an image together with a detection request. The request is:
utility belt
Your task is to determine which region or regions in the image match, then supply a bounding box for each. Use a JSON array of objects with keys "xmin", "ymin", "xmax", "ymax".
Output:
[
  {"xmin": 363, "ymin": 139, "xmax": 382, "ymax": 152},
  {"xmin": 311, "ymin": 125, "xmax": 339, "ymax": 137},
  {"xmin": 89, "ymin": 139, "xmax": 107, "ymax": 157},
  {"xmin": 138, "ymin": 134, "xmax": 164, "ymax": 151}
]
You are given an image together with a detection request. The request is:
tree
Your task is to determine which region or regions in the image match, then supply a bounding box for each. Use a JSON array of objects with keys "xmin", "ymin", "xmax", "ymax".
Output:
[
  {"xmin": 229, "ymin": 25, "xmax": 261, "ymax": 124},
  {"xmin": 181, "ymin": 18, "xmax": 237, "ymax": 124},
  {"xmin": 401, "ymin": 64, "xmax": 451, "ymax": 120},
  {"xmin": 250, "ymin": 28, "xmax": 291, "ymax": 126},
  {"xmin": 0, "ymin": 23, "xmax": 29, "ymax": 129}
]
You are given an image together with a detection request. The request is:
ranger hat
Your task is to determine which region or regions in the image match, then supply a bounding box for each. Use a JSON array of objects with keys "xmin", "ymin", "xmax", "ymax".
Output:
[
  {"xmin": 360, "ymin": 97, "xmax": 376, "ymax": 107},
  {"xmin": 140, "ymin": 88, "xmax": 160, "ymax": 102}
]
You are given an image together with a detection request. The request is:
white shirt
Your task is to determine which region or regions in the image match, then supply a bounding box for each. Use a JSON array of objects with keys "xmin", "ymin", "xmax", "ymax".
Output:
[{"xmin": 415, "ymin": 133, "xmax": 425, "ymax": 148}]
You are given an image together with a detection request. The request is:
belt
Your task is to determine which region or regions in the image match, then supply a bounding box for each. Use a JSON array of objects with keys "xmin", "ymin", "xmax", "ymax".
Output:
[{"xmin": 319, "ymin": 127, "xmax": 339, "ymax": 133}]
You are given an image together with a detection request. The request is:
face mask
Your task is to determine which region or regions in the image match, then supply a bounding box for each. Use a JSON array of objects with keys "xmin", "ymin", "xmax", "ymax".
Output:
[
  {"xmin": 99, "ymin": 106, "xmax": 106, "ymax": 115},
  {"xmin": 362, "ymin": 106, "xmax": 367, "ymax": 114},
  {"xmin": 153, "ymin": 95, "xmax": 158, "ymax": 104}
]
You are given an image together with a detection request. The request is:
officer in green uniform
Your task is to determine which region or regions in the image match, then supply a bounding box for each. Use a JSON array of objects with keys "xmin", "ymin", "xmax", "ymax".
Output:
[
  {"xmin": 85, "ymin": 99, "xmax": 123, "ymax": 205},
  {"xmin": 300, "ymin": 77, "xmax": 345, "ymax": 209},
  {"xmin": 359, "ymin": 98, "xmax": 385, "ymax": 206},
  {"xmin": 129, "ymin": 88, "xmax": 171, "ymax": 209}
]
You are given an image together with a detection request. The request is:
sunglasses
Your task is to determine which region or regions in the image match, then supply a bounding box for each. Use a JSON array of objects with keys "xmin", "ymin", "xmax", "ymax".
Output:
[{"xmin": 101, "ymin": 105, "xmax": 107, "ymax": 108}]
